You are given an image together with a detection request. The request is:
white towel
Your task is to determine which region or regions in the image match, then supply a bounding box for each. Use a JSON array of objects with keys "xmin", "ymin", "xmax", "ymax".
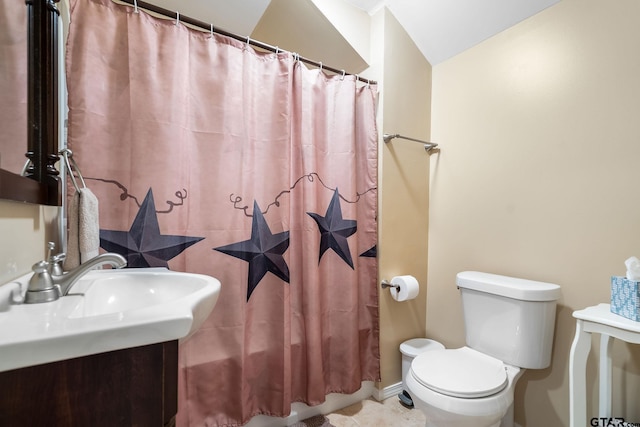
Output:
[{"xmin": 64, "ymin": 188, "xmax": 100, "ymax": 270}]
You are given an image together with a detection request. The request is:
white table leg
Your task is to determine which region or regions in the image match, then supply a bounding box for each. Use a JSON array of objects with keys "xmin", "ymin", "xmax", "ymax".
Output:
[
  {"xmin": 570, "ymin": 319, "xmax": 591, "ymax": 427},
  {"xmin": 599, "ymin": 334, "xmax": 613, "ymax": 418}
]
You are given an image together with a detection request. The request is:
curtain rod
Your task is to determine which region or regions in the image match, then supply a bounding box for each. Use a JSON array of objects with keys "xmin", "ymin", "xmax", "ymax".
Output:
[
  {"xmin": 115, "ymin": 0, "xmax": 376, "ymax": 85},
  {"xmin": 383, "ymin": 133, "xmax": 439, "ymax": 153}
]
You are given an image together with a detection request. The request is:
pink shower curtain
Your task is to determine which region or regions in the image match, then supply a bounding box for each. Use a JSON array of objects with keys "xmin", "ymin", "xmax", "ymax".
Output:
[{"xmin": 66, "ymin": 0, "xmax": 379, "ymax": 425}]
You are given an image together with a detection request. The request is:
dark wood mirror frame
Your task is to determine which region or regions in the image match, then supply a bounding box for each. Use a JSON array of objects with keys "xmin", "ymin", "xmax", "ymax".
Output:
[{"xmin": 0, "ymin": 0, "xmax": 61, "ymax": 206}]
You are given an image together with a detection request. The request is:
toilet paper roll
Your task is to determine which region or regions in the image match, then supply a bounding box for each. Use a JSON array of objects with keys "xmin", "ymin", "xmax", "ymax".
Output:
[{"xmin": 389, "ymin": 275, "xmax": 419, "ymax": 302}]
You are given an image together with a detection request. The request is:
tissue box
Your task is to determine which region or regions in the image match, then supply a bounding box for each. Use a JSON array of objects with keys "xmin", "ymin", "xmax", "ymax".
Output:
[{"xmin": 611, "ymin": 276, "xmax": 640, "ymax": 321}]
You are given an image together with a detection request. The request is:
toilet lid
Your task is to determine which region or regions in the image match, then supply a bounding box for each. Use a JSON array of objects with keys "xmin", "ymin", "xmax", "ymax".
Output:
[{"xmin": 410, "ymin": 347, "xmax": 508, "ymax": 398}]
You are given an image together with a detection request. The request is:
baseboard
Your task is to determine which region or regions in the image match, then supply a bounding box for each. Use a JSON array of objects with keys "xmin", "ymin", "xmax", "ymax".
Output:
[{"xmin": 371, "ymin": 381, "xmax": 403, "ymax": 402}]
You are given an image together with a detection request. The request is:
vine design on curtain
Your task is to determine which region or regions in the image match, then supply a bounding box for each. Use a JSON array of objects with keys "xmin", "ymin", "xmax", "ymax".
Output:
[
  {"xmin": 66, "ymin": 0, "xmax": 380, "ymax": 425},
  {"xmin": 229, "ymin": 172, "xmax": 376, "ymax": 217},
  {"xmin": 87, "ymin": 176, "xmax": 188, "ymax": 213}
]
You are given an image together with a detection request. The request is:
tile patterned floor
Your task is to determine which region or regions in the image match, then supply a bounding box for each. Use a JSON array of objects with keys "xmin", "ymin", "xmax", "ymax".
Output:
[{"xmin": 326, "ymin": 397, "xmax": 426, "ymax": 427}]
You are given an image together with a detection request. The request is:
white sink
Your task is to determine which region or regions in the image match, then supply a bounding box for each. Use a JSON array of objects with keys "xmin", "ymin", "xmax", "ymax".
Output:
[{"xmin": 0, "ymin": 268, "xmax": 221, "ymax": 372}]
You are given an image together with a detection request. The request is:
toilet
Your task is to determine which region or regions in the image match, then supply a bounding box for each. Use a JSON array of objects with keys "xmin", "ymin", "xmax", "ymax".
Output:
[{"xmin": 406, "ymin": 271, "xmax": 561, "ymax": 427}]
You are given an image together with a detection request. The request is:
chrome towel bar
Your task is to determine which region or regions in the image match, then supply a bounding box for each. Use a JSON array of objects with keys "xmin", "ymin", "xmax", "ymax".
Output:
[{"xmin": 383, "ymin": 133, "xmax": 438, "ymax": 153}]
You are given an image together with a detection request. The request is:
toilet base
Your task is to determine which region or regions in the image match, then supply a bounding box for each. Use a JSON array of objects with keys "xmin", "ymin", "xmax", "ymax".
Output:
[
  {"xmin": 499, "ymin": 402, "xmax": 515, "ymax": 427},
  {"xmin": 419, "ymin": 403, "xmax": 503, "ymax": 427}
]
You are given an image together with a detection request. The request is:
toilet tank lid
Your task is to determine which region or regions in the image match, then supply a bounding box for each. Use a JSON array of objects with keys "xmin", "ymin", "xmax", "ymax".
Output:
[{"xmin": 456, "ymin": 271, "xmax": 561, "ymax": 301}]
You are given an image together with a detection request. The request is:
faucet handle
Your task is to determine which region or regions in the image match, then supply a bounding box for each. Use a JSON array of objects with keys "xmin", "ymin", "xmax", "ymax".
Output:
[
  {"xmin": 32, "ymin": 260, "xmax": 49, "ymax": 274},
  {"xmin": 24, "ymin": 261, "xmax": 61, "ymax": 304},
  {"xmin": 50, "ymin": 253, "xmax": 66, "ymax": 276},
  {"xmin": 44, "ymin": 242, "xmax": 66, "ymax": 275},
  {"xmin": 28, "ymin": 261, "xmax": 55, "ymax": 291},
  {"xmin": 46, "ymin": 241, "xmax": 56, "ymax": 261}
]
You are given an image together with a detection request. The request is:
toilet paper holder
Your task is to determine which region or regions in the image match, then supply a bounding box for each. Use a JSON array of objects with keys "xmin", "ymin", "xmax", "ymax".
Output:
[{"xmin": 380, "ymin": 280, "xmax": 400, "ymax": 291}]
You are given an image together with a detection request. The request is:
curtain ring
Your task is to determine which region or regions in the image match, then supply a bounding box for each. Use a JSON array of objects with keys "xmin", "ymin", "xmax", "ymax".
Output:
[
  {"xmin": 133, "ymin": 0, "xmax": 139, "ymax": 13},
  {"xmin": 367, "ymin": 79, "xmax": 370, "ymax": 88},
  {"xmin": 246, "ymin": 36, "xmax": 251, "ymax": 49},
  {"xmin": 319, "ymin": 62, "xmax": 323, "ymax": 72},
  {"xmin": 340, "ymin": 70, "xmax": 345, "ymax": 81},
  {"xmin": 275, "ymin": 46, "xmax": 280, "ymax": 54},
  {"xmin": 210, "ymin": 23, "xmax": 214, "ymax": 39},
  {"xmin": 175, "ymin": 11, "xmax": 180, "ymax": 26}
]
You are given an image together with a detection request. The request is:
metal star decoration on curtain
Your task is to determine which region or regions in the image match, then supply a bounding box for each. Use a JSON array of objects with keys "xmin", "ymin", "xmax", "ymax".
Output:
[
  {"xmin": 100, "ymin": 189, "xmax": 204, "ymax": 268},
  {"xmin": 214, "ymin": 201, "xmax": 290, "ymax": 301},
  {"xmin": 360, "ymin": 245, "xmax": 377, "ymax": 258},
  {"xmin": 307, "ymin": 188, "xmax": 357, "ymax": 269}
]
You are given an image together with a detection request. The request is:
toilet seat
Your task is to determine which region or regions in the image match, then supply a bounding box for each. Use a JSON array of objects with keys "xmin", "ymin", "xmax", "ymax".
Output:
[{"xmin": 410, "ymin": 347, "xmax": 508, "ymax": 398}]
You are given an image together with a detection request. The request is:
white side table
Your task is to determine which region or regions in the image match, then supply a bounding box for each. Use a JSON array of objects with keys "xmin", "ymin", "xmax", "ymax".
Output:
[{"xmin": 569, "ymin": 303, "xmax": 640, "ymax": 427}]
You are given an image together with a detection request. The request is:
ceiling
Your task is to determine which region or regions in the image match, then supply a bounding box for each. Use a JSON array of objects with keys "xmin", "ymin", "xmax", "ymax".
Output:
[
  {"xmin": 342, "ymin": 0, "xmax": 561, "ymax": 65},
  {"xmin": 144, "ymin": 0, "xmax": 560, "ymax": 66}
]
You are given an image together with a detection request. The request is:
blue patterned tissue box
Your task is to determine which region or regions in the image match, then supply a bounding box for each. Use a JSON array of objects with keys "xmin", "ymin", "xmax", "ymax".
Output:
[{"xmin": 611, "ymin": 276, "xmax": 640, "ymax": 321}]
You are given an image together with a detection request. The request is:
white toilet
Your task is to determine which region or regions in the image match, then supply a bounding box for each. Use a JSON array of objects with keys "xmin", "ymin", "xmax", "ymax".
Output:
[{"xmin": 405, "ymin": 271, "xmax": 561, "ymax": 427}]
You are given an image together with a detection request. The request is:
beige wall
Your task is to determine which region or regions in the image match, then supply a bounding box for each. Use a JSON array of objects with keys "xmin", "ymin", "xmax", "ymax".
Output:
[
  {"xmin": 0, "ymin": 200, "xmax": 59, "ymax": 284},
  {"xmin": 376, "ymin": 8, "xmax": 432, "ymax": 388},
  {"xmin": 252, "ymin": 0, "xmax": 369, "ymax": 74},
  {"xmin": 310, "ymin": 0, "xmax": 371, "ymax": 67},
  {"xmin": 428, "ymin": 0, "xmax": 640, "ymax": 425}
]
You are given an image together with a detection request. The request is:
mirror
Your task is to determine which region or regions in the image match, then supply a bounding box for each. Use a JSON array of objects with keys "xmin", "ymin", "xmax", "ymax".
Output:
[
  {"xmin": 0, "ymin": 0, "xmax": 60, "ymax": 206},
  {"xmin": 0, "ymin": 1, "xmax": 27, "ymax": 176}
]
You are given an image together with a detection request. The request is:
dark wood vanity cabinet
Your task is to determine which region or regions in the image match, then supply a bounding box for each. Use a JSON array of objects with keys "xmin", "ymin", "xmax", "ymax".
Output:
[{"xmin": 0, "ymin": 340, "xmax": 178, "ymax": 427}]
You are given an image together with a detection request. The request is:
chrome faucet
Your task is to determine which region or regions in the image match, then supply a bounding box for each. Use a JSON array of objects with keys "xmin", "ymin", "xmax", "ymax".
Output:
[
  {"xmin": 53, "ymin": 252, "xmax": 127, "ymax": 296},
  {"xmin": 24, "ymin": 244, "xmax": 127, "ymax": 304}
]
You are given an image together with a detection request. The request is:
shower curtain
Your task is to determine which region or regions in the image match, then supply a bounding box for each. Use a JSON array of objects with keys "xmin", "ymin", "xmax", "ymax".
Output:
[{"xmin": 65, "ymin": 0, "xmax": 379, "ymax": 426}]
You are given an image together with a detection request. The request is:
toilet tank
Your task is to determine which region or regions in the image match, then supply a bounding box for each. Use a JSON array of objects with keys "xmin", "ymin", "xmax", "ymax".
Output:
[{"xmin": 456, "ymin": 271, "xmax": 561, "ymax": 369}]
